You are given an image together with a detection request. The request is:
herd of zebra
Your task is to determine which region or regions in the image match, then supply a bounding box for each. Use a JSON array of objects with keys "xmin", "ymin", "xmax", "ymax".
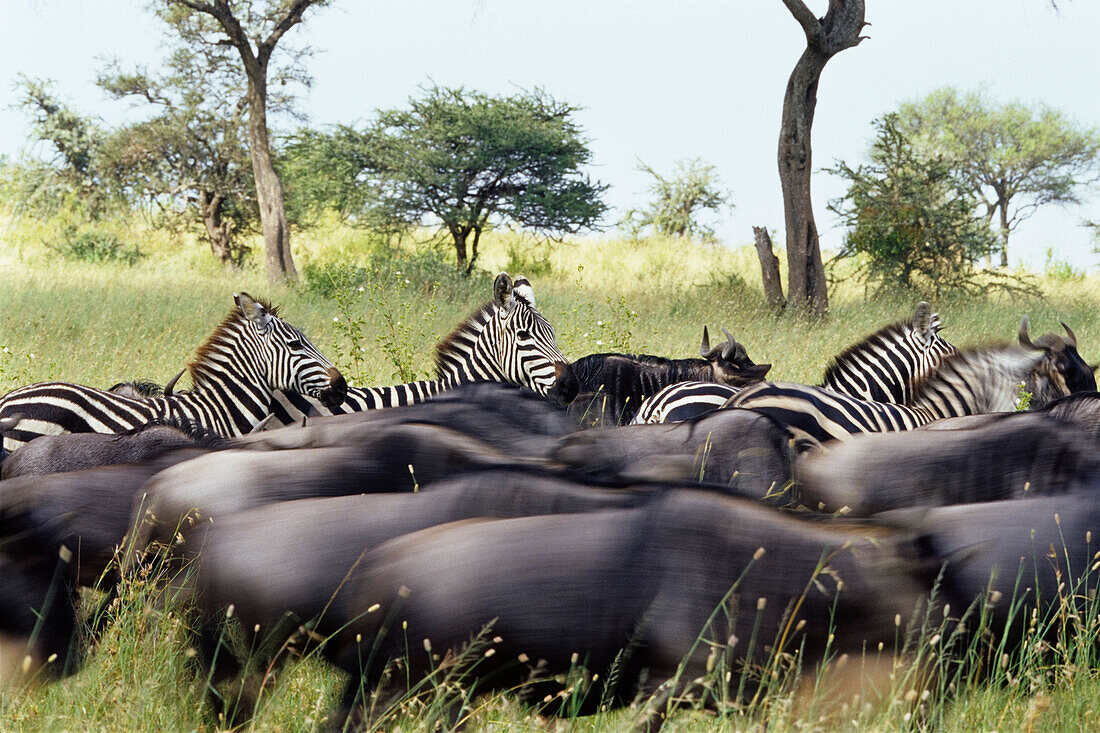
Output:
[{"xmin": 4, "ymin": 271, "xmax": 1100, "ymax": 730}]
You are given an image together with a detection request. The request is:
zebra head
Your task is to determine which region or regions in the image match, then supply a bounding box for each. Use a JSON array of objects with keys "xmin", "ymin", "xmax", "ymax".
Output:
[
  {"xmin": 435, "ymin": 273, "xmax": 577, "ymax": 404},
  {"xmin": 233, "ymin": 293, "xmax": 347, "ymax": 409},
  {"xmin": 1019, "ymin": 317, "xmax": 1097, "ymax": 407}
]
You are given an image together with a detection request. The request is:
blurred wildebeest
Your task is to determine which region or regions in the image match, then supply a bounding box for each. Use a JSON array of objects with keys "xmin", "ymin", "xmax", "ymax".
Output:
[
  {"xmin": 328, "ymin": 490, "xmax": 931, "ymax": 731},
  {"xmin": 131, "ymin": 420, "xmax": 574, "ymax": 556},
  {"xmin": 567, "ymin": 327, "xmax": 770, "ymax": 425},
  {"xmin": 551, "ymin": 407, "xmax": 802, "ymax": 500},
  {"xmin": 231, "ymin": 382, "xmax": 581, "ymax": 457},
  {"xmin": 880, "ymin": 492, "xmax": 1100, "ymax": 655},
  {"xmin": 0, "ymin": 548, "xmax": 79, "ymax": 683},
  {"xmin": 175, "ymin": 472, "xmax": 655, "ymax": 724},
  {"xmin": 2, "ymin": 417, "xmax": 224, "ymax": 479},
  {"xmin": 918, "ymin": 391, "xmax": 1100, "ymax": 442},
  {"xmin": 1018, "ymin": 319, "xmax": 1097, "ymax": 405},
  {"xmin": 797, "ymin": 413, "xmax": 1100, "ymax": 516}
]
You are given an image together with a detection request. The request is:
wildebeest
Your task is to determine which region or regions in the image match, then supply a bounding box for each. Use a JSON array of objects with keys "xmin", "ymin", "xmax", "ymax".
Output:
[
  {"xmin": 1, "ymin": 417, "xmax": 224, "ymax": 479},
  {"xmin": 568, "ymin": 327, "xmax": 770, "ymax": 425},
  {"xmin": 1018, "ymin": 319, "xmax": 1097, "ymax": 404},
  {"xmin": 879, "ymin": 492, "xmax": 1100, "ymax": 655},
  {"xmin": 175, "ymin": 473, "xmax": 656, "ymax": 723},
  {"xmin": 0, "ymin": 549, "xmax": 79, "ymax": 683},
  {"xmin": 796, "ymin": 413, "xmax": 1100, "ymax": 516},
  {"xmin": 327, "ymin": 490, "xmax": 932, "ymax": 730},
  {"xmin": 551, "ymin": 406, "xmax": 802, "ymax": 499}
]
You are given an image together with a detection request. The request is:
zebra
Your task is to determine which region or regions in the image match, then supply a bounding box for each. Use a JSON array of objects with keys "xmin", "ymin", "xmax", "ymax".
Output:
[
  {"xmin": 632, "ymin": 302, "xmax": 955, "ymax": 424},
  {"xmin": 724, "ymin": 320, "xmax": 1087, "ymax": 443},
  {"xmin": 265, "ymin": 273, "xmax": 577, "ymax": 426},
  {"xmin": 0, "ymin": 293, "xmax": 346, "ymax": 453}
]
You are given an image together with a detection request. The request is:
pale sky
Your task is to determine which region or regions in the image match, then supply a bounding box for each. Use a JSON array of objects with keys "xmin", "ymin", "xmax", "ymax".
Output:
[{"xmin": 2, "ymin": 1, "xmax": 1098, "ymax": 269}]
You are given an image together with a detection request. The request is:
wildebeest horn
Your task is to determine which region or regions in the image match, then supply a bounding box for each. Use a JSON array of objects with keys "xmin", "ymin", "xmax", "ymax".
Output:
[
  {"xmin": 1061, "ymin": 322, "xmax": 1077, "ymax": 348},
  {"xmin": 163, "ymin": 368, "xmax": 186, "ymax": 398},
  {"xmin": 720, "ymin": 327, "xmax": 739, "ymax": 360},
  {"xmin": 700, "ymin": 326, "xmax": 711, "ymax": 357},
  {"xmin": 1018, "ymin": 317, "xmax": 1039, "ymax": 351}
]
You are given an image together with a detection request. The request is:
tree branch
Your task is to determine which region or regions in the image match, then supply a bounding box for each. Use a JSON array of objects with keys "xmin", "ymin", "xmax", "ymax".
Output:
[
  {"xmin": 781, "ymin": 0, "xmax": 823, "ymax": 46},
  {"xmin": 259, "ymin": 0, "xmax": 318, "ymax": 63}
]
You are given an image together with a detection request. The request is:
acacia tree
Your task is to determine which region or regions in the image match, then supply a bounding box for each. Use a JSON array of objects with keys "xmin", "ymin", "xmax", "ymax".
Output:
[
  {"xmin": 162, "ymin": 0, "xmax": 330, "ymax": 282},
  {"xmin": 776, "ymin": 0, "xmax": 867, "ymax": 316},
  {"xmin": 287, "ymin": 86, "xmax": 608, "ymax": 274},
  {"xmin": 897, "ymin": 88, "xmax": 1100, "ymax": 267},
  {"xmin": 827, "ymin": 114, "xmax": 997, "ymax": 294},
  {"xmin": 97, "ymin": 47, "xmax": 257, "ymax": 266},
  {"xmin": 622, "ymin": 158, "xmax": 732, "ymax": 242}
]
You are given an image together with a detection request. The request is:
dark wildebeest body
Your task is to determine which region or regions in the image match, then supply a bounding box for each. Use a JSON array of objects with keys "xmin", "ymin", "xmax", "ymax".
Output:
[
  {"xmin": 177, "ymin": 475, "xmax": 656, "ymax": 724},
  {"xmin": 879, "ymin": 493, "xmax": 1100, "ymax": 653},
  {"xmin": 329, "ymin": 490, "xmax": 929, "ymax": 730},
  {"xmin": 236, "ymin": 382, "xmax": 580, "ymax": 457},
  {"xmin": 551, "ymin": 407, "xmax": 797, "ymax": 499},
  {"xmin": 0, "ymin": 450, "xmax": 210, "ymax": 587},
  {"xmin": 797, "ymin": 413, "xmax": 1100, "ymax": 515},
  {"xmin": 0, "ymin": 549, "xmax": 79, "ymax": 683},
  {"xmin": 568, "ymin": 328, "xmax": 770, "ymax": 425},
  {"xmin": 2, "ymin": 418, "xmax": 223, "ymax": 479},
  {"xmin": 920, "ymin": 391, "xmax": 1100, "ymax": 442}
]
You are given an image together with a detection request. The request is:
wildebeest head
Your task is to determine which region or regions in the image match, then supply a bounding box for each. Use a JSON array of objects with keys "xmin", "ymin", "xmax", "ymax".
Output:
[
  {"xmin": 1019, "ymin": 317, "xmax": 1097, "ymax": 408},
  {"xmin": 700, "ymin": 326, "xmax": 771, "ymax": 386}
]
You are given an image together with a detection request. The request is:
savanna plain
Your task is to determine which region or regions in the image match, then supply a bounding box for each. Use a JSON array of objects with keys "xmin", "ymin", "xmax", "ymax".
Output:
[{"xmin": 1, "ymin": 218, "xmax": 1099, "ymax": 732}]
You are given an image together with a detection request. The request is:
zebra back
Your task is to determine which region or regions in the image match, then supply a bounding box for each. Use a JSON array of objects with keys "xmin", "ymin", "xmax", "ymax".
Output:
[
  {"xmin": 0, "ymin": 293, "xmax": 345, "ymax": 452},
  {"xmin": 266, "ymin": 273, "xmax": 574, "ymax": 427},
  {"xmin": 821, "ymin": 302, "xmax": 957, "ymax": 404},
  {"xmin": 631, "ymin": 381, "xmax": 742, "ymax": 424},
  {"xmin": 730, "ymin": 343, "xmax": 1047, "ymax": 443}
]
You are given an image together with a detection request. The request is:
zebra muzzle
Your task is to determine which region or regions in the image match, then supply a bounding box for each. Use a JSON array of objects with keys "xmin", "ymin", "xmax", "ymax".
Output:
[{"xmin": 317, "ymin": 368, "xmax": 348, "ymax": 409}]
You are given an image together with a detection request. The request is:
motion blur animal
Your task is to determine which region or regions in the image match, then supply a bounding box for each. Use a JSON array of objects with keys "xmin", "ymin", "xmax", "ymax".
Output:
[
  {"xmin": 569, "ymin": 326, "xmax": 770, "ymax": 425},
  {"xmin": 329, "ymin": 490, "xmax": 931, "ymax": 730}
]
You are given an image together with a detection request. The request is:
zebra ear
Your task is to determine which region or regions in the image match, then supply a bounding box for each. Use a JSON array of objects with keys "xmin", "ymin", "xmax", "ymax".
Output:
[
  {"xmin": 493, "ymin": 273, "xmax": 514, "ymax": 308},
  {"xmin": 511, "ymin": 276, "xmax": 536, "ymax": 309},
  {"xmin": 236, "ymin": 292, "xmax": 273, "ymax": 333},
  {"xmin": 912, "ymin": 302, "xmax": 932, "ymax": 337}
]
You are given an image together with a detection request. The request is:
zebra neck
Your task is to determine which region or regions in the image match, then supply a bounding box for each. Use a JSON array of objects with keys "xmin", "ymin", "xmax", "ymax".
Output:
[
  {"xmin": 909, "ymin": 347, "xmax": 1035, "ymax": 418},
  {"xmin": 182, "ymin": 342, "xmax": 273, "ymax": 432}
]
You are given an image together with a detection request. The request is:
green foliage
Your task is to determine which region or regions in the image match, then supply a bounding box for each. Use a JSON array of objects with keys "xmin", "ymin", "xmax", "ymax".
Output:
[
  {"xmin": 622, "ymin": 158, "xmax": 732, "ymax": 242},
  {"xmin": 284, "ymin": 86, "xmax": 608, "ymax": 274},
  {"xmin": 827, "ymin": 114, "xmax": 1000, "ymax": 295},
  {"xmin": 1043, "ymin": 247, "xmax": 1084, "ymax": 281},
  {"xmin": 46, "ymin": 225, "xmax": 143, "ymax": 265},
  {"xmin": 897, "ymin": 87, "xmax": 1100, "ymax": 264}
]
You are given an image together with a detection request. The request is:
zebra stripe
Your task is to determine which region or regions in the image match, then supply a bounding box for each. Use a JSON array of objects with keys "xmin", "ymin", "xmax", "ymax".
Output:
[
  {"xmin": 0, "ymin": 293, "xmax": 345, "ymax": 453},
  {"xmin": 633, "ymin": 303, "xmax": 956, "ymax": 425},
  {"xmin": 822, "ymin": 303, "xmax": 956, "ymax": 404},
  {"xmin": 267, "ymin": 272, "xmax": 573, "ymax": 426},
  {"xmin": 629, "ymin": 381, "xmax": 741, "ymax": 424},
  {"xmin": 726, "ymin": 344, "xmax": 1051, "ymax": 443}
]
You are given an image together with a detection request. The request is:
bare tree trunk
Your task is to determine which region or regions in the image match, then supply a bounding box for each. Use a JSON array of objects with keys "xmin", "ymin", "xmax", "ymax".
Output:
[
  {"xmin": 753, "ymin": 226, "xmax": 786, "ymax": 309},
  {"xmin": 778, "ymin": 0, "xmax": 866, "ymax": 316},
  {"xmin": 246, "ymin": 69, "xmax": 297, "ymax": 282},
  {"xmin": 998, "ymin": 200, "xmax": 1010, "ymax": 268},
  {"xmin": 467, "ymin": 225, "xmax": 483, "ymax": 276},
  {"xmin": 199, "ymin": 190, "xmax": 236, "ymax": 266},
  {"xmin": 452, "ymin": 227, "xmax": 468, "ymax": 271}
]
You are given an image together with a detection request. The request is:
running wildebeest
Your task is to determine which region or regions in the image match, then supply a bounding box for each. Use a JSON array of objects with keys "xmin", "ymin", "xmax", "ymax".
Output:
[
  {"xmin": 0, "ymin": 548, "xmax": 79, "ymax": 684},
  {"xmin": 1, "ymin": 417, "xmax": 224, "ymax": 479},
  {"xmin": 175, "ymin": 473, "xmax": 656, "ymax": 724},
  {"xmin": 551, "ymin": 406, "xmax": 802, "ymax": 499},
  {"xmin": 796, "ymin": 413, "xmax": 1100, "ymax": 516},
  {"xmin": 568, "ymin": 327, "xmax": 770, "ymax": 425},
  {"xmin": 327, "ymin": 489, "xmax": 933, "ymax": 731}
]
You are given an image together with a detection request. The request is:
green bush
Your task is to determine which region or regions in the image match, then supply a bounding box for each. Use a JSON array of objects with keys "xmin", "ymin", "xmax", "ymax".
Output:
[{"xmin": 47, "ymin": 227, "xmax": 142, "ymax": 265}]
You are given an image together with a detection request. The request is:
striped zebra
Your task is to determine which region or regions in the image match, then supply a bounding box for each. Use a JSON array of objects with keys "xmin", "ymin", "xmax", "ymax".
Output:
[
  {"xmin": 726, "ymin": 323, "xmax": 1083, "ymax": 443},
  {"xmin": 632, "ymin": 302, "xmax": 955, "ymax": 424},
  {"xmin": 0, "ymin": 293, "xmax": 346, "ymax": 453},
  {"xmin": 266, "ymin": 273, "xmax": 576, "ymax": 426}
]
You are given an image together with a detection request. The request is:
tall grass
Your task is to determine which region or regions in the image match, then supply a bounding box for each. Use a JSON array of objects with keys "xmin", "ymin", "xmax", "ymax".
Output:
[{"xmin": 1, "ymin": 216, "xmax": 1099, "ymax": 730}]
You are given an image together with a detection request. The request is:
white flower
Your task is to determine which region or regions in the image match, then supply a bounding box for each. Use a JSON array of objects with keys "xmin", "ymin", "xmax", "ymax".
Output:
[
  {"xmin": 596, "ymin": 340, "xmax": 603, "ymax": 345},
  {"xmin": 597, "ymin": 320, "xmax": 603, "ymax": 326},
  {"xmin": 358, "ymin": 286, "xmax": 364, "ymax": 292},
  {"xmin": 404, "ymin": 279, "xmax": 410, "ymax": 284},
  {"xmin": 28, "ymin": 353, "xmax": 34, "ymax": 360},
  {"xmin": 333, "ymin": 316, "xmax": 339, "ymax": 322}
]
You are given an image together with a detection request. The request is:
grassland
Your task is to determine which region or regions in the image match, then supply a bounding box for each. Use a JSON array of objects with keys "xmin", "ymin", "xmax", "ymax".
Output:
[{"xmin": 1, "ymin": 217, "xmax": 1099, "ymax": 731}]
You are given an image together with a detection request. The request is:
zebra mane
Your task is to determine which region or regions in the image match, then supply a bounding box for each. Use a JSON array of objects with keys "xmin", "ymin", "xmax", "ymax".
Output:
[
  {"xmin": 909, "ymin": 343, "xmax": 1039, "ymax": 412},
  {"xmin": 822, "ymin": 316, "xmax": 932, "ymax": 384},
  {"xmin": 433, "ymin": 300, "xmax": 500, "ymax": 378},
  {"xmin": 188, "ymin": 296, "xmax": 282, "ymax": 382}
]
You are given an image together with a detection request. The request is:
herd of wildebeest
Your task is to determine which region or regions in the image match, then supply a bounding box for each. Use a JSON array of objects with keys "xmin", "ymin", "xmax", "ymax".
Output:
[{"xmin": 3, "ymin": 273, "xmax": 1100, "ymax": 731}]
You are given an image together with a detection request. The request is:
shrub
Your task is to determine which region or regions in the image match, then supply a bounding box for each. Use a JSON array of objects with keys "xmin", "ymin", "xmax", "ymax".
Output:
[{"xmin": 46, "ymin": 226, "xmax": 142, "ymax": 265}]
